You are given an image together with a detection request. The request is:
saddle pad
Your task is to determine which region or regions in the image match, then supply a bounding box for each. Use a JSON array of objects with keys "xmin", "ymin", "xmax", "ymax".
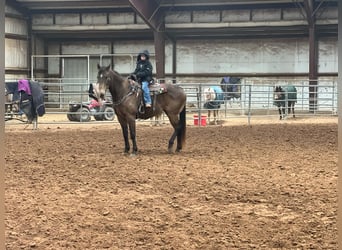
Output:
[{"xmin": 149, "ymin": 83, "xmax": 167, "ymax": 95}]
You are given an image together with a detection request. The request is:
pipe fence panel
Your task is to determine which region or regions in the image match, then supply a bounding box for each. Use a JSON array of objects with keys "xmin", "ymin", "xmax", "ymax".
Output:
[{"xmin": 4, "ymin": 78, "xmax": 338, "ymax": 126}]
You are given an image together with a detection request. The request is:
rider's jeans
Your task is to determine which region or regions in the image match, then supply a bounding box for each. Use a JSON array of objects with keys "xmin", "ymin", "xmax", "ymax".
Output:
[{"xmin": 142, "ymin": 81, "xmax": 152, "ymax": 105}]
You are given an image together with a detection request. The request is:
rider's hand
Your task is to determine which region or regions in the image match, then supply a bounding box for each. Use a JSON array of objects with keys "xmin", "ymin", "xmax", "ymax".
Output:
[{"xmin": 128, "ymin": 74, "xmax": 137, "ymax": 81}]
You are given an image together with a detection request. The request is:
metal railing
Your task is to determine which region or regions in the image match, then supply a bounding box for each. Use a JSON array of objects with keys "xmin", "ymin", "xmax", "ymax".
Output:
[{"xmin": 4, "ymin": 78, "xmax": 338, "ymax": 126}]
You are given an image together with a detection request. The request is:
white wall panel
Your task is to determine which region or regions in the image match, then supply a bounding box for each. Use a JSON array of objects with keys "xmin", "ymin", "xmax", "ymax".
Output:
[
  {"xmin": 316, "ymin": 7, "xmax": 338, "ymax": 20},
  {"xmin": 5, "ymin": 17, "xmax": 28, "ymax": 35},
  {"xmin": 193, "ymin": 10, "xmax": 220, "ymax": 23},
  {"xmin": 252, "ymin": 9, "xmax": 281, "ymax": 21},
  {"xmin": 318, "ymin": 39, "xmax": 338, "ymax": 73},
  {"xmin": 282, "ymin": 8, "xmax": 304, "ymax": 21},
  {"xmin": 165, "ymin": 11, "xmax": 191, "ymax": 23},
  {"xmin": 5, "ymin": 39, "xmax": 28, "ymax": 68},
  {"xmin": 43, "ymin": 37, "xmax": 337, "ymax": 77},
  {"xmin": 222, "ymin": 10, "xmax": 250, "ymax": 22},
  {"xmin": 109, "ymin": 12, "xmax": 134, "ymax": 24},
  {"xmin": 32, "ymin": 14, "xmax": 54, "ymax": 25},
  {"xmin": 55, "ymin": 14, "xmax": 80, "ymax": 25},
  {"xmin": 176, "ymin": 38, "xmax": 310, "ymax": 74},
  {"xmin": 62, "ymin": 42, "xmax": 110, "ymax": 55},
  {"xmin": 165, "ymin": 41, "xmax": 173, "ymax": 75},
  {"xmin": 47, "ymin": 43, "xmax": 60, "ymax": 75},
  {"xmin": 33, "ymin": 37, "xmax": 45, "ymax": 70},
  {"xmin": 82, "ymin": 13, "xmax": 107, "ymax": 25}
]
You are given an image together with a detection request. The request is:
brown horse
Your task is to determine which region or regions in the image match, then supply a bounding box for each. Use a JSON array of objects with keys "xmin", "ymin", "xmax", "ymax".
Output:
[{"xmin": 93, "ymin": 64, "xmax": 186, "ymax": 155}]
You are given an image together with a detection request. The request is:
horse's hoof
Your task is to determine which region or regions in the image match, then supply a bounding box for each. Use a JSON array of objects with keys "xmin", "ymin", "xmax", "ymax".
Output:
[{"xmin": 130, "ymin": 153, "xmax": 137, "ymax": 157}]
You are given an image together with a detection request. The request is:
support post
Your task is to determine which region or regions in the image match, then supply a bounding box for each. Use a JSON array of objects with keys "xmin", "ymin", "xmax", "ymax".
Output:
[
  {"xmin": 308, "ymin": 25, "xmax": 318, "ymax": 112},
  {"xmin": 154, "ymin": 30, "xmax": 165, "ymax": 82},
  {"xmin": 304, "ymin": 0, "xmax": 318, "ymax": 112}
]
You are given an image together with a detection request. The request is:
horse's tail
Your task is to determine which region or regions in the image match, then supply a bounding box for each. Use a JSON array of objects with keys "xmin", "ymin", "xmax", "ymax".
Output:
[{"xmin": 178, "ymin": 105, "xmax": 186, "ymax": 148}]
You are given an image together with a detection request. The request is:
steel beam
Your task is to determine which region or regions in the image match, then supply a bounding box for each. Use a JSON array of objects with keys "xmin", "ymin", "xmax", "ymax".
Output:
[
  {"xmin": 304, "ymin": 0, "xmax": 318, "ymax": 112},
  {"xmin": 154, "ymin": 30, "xmax": 165, "ymax": 80},
  {"xmin": 128, "ymin": 0, "xmax": 166, "ymax": 80},
  {"xmin": 128, "ymin": 0, "xmax": 164, "ymax": 32}
]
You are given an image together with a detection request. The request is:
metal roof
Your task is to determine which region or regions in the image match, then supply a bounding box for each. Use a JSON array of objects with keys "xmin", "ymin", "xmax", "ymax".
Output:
[
  {"xmin": 12, "ymin": 0, "xmax": 338, "ymax": 11},
  {"xmin": 8, "ymin": 0, "xmax": 338, "ymax": 40}
]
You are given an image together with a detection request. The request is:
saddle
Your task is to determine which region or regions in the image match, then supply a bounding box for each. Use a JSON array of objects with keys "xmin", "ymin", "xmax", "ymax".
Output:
[{"xmin": 128, "ymin": 80, "xmax": 168, "ymax": 116}]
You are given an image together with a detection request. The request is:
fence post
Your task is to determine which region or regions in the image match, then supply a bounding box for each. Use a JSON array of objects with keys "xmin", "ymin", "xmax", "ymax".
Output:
[
  {"xmin": 247, "ymin": 84, "xmax": 251, "ymax": 125},
  {"xmin": 198, "ymin": 84, "xmax": 203, "ymax": 126}
]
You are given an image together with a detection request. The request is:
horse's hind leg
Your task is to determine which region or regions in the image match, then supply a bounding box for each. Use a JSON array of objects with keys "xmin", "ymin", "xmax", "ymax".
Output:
[
  {"xmin": 214, "ymin": 110, "xmax": 219, "ymax": 125},
  {"xmin": 168, "ymin": 131, "xmax": 177, "ymax": 153},
  {"xmin": 288, "ymin": 104, "xmax": 292, "ymax": 116},
  {"xmin": 282, "ymin": 107, "xmax": 286, "ymax": 119},
  {"xmin": 128, "ymin": 122, "xmax": 138, "ymax": 155},
  {"xmin": 167, "ymin": 115, "xmax": 183, "ymax": 153},
  {"xmin": 291, "ymin": 103, "xmax": 295, "ymax": 118}
]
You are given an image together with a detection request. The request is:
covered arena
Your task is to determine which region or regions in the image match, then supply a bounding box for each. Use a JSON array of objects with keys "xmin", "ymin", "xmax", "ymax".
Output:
[{"xmin": 4, "ymin": 0, "xmax": 339, "ymax": 249}]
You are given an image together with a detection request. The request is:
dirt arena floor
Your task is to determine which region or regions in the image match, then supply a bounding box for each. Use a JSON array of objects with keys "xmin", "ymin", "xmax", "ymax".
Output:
[{"xmin": 5, "ymin": 115, "xmax": 337, "ymax": 249}]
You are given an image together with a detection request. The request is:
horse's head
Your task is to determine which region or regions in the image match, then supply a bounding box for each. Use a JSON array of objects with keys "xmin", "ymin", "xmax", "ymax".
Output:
[
  {"xmin": 93, "ymin": 64, "xmax": 112, "ymax": 103},
  {"xmin": 203, "ymin": 87, "xmax": 216, "ymax": 102},
  {"xmin": 274, "ymin": 86, "xmax": 284, "ymax": 100}
]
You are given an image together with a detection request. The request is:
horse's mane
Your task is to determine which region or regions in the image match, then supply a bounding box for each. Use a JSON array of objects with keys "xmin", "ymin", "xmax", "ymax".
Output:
[
  {"xmin": 102, "ymin": 67, "xmax": 126, "ymax": 86},
  {"xmin": 274, "ymin": 86, "xmax": 285, "ymax": 94}
]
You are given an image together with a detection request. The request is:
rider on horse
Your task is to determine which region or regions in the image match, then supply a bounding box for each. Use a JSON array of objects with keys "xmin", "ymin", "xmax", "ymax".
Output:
[{"xmin": 132, "ymin": 50, "xmax": 153, "ymax": 108}]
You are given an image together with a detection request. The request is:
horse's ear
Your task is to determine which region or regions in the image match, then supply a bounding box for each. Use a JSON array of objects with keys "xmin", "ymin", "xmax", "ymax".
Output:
[
  {"xmin": 106, "ymin": 65, "xmax": 111, "ymax": 71},
  {"xmin": 97, "ymin": 63, "xmax": 101, "ymax": 70}
]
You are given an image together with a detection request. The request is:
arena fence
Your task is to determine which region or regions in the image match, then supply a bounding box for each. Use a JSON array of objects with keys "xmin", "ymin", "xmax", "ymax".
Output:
[{"xmin": 4, "ymin": 78, "xmax": 338, "ymax": 127}]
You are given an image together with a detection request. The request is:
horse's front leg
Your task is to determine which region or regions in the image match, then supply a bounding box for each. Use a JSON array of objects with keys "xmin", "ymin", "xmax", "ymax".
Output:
[
  {"xmin": 117, "ymin": 118, "xmax": 130, "ymax": 153},
  {"xmin": 278, "ymin": 107, "xmax": 282, "ymax": 120},
  {"xmin": 128, "ymin": 121, "xmax": 138, "ymax": 155},
  {"xmin": 278, "ymin": 106, "xmax": 285, "ymax": 120},
  {"xmin": 120, "ymin": 123, "xmax": 130, "ymax": 154}
]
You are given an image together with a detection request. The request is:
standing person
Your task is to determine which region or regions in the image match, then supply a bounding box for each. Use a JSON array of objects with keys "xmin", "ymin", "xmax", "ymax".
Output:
[{"xmin": 132, "ymin": 50, "xmax": 153, "ymax": 108}]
